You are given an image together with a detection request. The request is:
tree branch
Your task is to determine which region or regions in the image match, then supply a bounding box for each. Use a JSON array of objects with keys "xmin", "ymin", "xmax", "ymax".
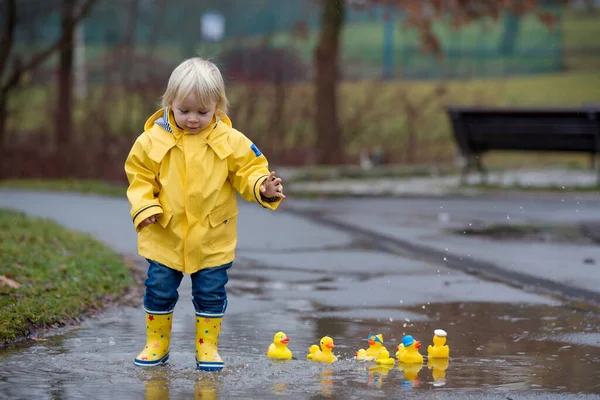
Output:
[
  {"xmin": 1, "ymin": 0, "xmax": 97, "ymax": 92},
  {"xmin": 0, "ymin": 0, "xmax": 17, "ymax": 81}
]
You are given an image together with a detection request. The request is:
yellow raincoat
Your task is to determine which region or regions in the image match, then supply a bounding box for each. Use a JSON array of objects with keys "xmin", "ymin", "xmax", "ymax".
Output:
[{"xmin": 125, "ymin": 108, "xmax": 281, "ymax": 274}]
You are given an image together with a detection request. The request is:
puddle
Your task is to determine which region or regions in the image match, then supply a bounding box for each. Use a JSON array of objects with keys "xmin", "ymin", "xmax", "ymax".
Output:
[
  {"xmin": 1, "ymin": 301, "xmax": 598, "ymax": 399},
  {"xmin": 451, "ymin": 223, "xmax": 599, "ymax": 246}
]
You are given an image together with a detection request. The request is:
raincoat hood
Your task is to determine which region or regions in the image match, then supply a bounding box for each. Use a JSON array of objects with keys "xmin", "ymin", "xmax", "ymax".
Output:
[{"xmin": 144, "ymin": 107, "xmax": 232, "ymax": 137}]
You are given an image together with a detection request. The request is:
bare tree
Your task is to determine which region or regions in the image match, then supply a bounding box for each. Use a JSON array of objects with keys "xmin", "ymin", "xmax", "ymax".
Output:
[
  {"xmin": 315, "ymin": 0, "xmax": 345, "ymax": 165},
  {"xmin": 0, "ymin": 0, "xmax": 96, "ymax": 175}
]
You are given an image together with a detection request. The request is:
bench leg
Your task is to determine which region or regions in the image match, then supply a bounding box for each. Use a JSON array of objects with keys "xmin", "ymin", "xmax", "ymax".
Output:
[
  {"xmin": 461, "ymin": 156, "xmax": 487, "ymax": 185},
  {"xmin": 461, "ymin": 157, "xmax": 475, "ymax": 185},
  {"xmin": 475, "ymin": 157, "xmax": 488, "ymax": 185}
]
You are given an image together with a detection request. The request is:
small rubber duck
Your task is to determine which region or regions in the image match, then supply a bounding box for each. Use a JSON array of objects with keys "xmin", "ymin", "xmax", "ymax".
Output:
[
  {"xmin": 266, "ymin": 331, "xmax": 292, "ymax": 360},
  {"xmin": 356, "ymin": 333, "xmax": 386, "ymax": 361},
  {"xmin": 355, "ymin": 349, "xmax": 367, "ymax": 360},
  {"xmin": 396, "ymin": 335, "xmax": 423, "ymax": 364},
  {"xmin": 307, "ymin": 336, "xmax": 337, "ymax": 364},
  {"xmin": 395, "ymin": 343, "xmax": 406, "ymax": 360},
  {"xmin": 427, "ymin": 329, "xmax": 450, "ymax": 359},
  {"xmin": 375, "ymin": 348, "xmax": 395, "ymax": 365}
]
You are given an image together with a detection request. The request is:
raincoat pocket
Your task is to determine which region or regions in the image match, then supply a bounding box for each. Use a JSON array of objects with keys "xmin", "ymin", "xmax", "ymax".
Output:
[
  {"xmin": 208, "ymin": 201, "xmax": 239, "ymax": 250},
  {"xmin": 147, "ymin": 210, "xmax": 177, "ymax": 250}
]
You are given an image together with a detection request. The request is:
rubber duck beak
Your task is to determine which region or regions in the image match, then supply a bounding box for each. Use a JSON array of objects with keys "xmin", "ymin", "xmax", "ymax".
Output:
[
  {"xmin": 281, "ymin": 338, "xmax": 289, "ymax": 344},
  {"xmin": 326, "ymin": 343, "xmax": 336, "ymax": 349},
  {"xmin": 368, "ymin": 338, "xmax": 375, "ymax": 345},
  {"xmin": 396, "ymin": 346, "xmax": 399, "ymax": 351},
  {"xmin": 415, "ymin": 341, "xmax": 421, "ymax": 349}
]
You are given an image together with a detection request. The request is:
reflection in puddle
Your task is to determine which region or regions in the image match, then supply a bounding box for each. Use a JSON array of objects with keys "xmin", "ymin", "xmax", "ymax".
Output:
[
  {"xmin": 194, "ymin": 378, "xmax": 218, "ymax": 400},
  {"xmin": 367, "ymin": 363, "xmax": 394, "ymax": 389},
  {"xmin": 319, "ymin": 367, "xmax": 334, "ymax": 397},
  {"xmin": 1, "ymin": 302, "xmax": 599, "ymax": 398},
  {"xmin": 428, "ymin": 358, "xmax": 450, "ymax": 387},
  {"xmin": 398, "ymin": 362, "xmax": 423, "ymax": 388}
]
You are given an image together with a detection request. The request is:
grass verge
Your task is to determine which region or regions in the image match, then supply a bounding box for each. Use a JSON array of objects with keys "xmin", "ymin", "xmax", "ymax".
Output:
[
  {"xmin": 0, "ymin": 209, "xmax": 135, "ymax": 346},
  {"xmin": 0, "ymin": 179, "xmax": 127, "ymax": 198}
]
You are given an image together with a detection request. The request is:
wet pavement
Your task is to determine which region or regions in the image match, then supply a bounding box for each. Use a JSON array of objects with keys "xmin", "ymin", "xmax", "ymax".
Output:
[
  {"xmin": 287, "ymin": 194, "xmax": 600, "ymax": 306},
  {"xmin": 0, "ymin": 190, "xmax": 599, "ymax": 399}
]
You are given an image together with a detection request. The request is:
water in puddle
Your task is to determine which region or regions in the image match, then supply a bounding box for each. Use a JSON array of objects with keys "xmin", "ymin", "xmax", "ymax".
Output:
[{"xmin": 1, "ymin": 301, "xmax": 598, "ymax": 399}]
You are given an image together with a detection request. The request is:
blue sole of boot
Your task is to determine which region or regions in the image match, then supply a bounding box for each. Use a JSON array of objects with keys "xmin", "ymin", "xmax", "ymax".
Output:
[
  {"xmin": 134, "ymin": 353, "xmax": 170, "ymax": 367},
  {"xmin": 196, "ymin": 360, "xmax": 224, "ymax": 371}
]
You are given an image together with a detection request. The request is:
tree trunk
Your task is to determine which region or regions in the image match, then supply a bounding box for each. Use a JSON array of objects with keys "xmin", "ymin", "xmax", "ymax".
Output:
[
  {"xmin": 314, "ymin": 0, "xmax": 344, "ymax": 165},
  {"xmin": 267, "ymin": 57, "xmax": 285, "ymax": 163},
  {"xmin": 56, "ymin": 0, "xmax": 76, "ymax": 176},
  {"xmin": 0, "ymin": 0, "xmax": 16, "ymax": 160},
  {"xmin": 0, "ymin": 92, "xmax": 7, "ymax": 178},
  {"xmin": 122, "ymin": 0, "xmax": 139, "ymax": 88}
]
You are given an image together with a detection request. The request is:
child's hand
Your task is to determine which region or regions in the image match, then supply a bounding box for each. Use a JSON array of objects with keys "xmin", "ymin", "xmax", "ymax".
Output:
[
  {"xmin": 139, "ymin": 214, "xmax": 158, "ymax": 228},
  {"xmin": 260, "ymin": 171, "xmax": 286, "ymax": 199}
]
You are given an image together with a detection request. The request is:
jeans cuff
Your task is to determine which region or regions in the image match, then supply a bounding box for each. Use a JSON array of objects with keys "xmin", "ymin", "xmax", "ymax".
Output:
[
  {"xmin": 144, "ymin": 308, "xmax": 174, "ymax": 315},
  {"xmin": 192, "ymin": 298, "xmax": 227, "ymax": 317},
  {"xmin": 195, "ymin": 311, "xmax": 224, "ymax": 318}
]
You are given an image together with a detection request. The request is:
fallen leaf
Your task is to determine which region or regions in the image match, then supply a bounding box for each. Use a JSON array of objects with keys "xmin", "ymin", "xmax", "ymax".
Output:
[{"xmin": 0, "ymin": 275, "xmax": 22, "ymax": 289}]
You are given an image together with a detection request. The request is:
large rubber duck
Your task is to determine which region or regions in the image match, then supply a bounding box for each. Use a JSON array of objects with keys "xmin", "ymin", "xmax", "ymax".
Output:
[
  {"xmin": 307, "ymin": 336, "xmax": 337, "ymax": 364},
  {"xmin": 266, "ymin": 331, "xmax": 292, "ymax": 360},
  {"xmin": 375, "ymin": 348, "xmax": 395, "ymax": 365},
  {"xmin": 427, "ymin": 358, "xmax": 449, "ymax": 387},
  {"xmin": 355, "ymin": 333, "xmax": 386, "ymax": 361},
  {"xmin": 427, "ymin": 329, "xmax": 450, "ymax": 359},
  {"xmin": 396, "ymin": 335, "xmax": 423, "ymax": 364}
]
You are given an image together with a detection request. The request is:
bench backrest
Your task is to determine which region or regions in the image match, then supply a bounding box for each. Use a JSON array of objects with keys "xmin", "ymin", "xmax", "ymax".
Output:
[{"xmin": 447, "ymin": 107, "xmax": 600, "ymax": 156}]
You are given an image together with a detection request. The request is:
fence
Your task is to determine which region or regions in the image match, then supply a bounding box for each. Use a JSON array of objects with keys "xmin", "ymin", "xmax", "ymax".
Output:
[
  {"xmin": 21, "ymin": 0, "xmax": 567, "ymax": 81},
  {"xmin": 3, "ymin": 1, "xmax": 599, "ymax": 179}
]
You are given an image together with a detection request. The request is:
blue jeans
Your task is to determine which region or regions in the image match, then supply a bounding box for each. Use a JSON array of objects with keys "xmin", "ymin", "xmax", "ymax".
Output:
[{"xmin": 144, "ymin": 259, "xmax": 232, "ymax": 317}]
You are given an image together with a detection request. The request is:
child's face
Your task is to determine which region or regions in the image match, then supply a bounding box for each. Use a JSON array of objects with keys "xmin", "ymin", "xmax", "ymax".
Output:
[{"xmin": 172, "ymin": 94, "xmax": 217, "ymax": 134}]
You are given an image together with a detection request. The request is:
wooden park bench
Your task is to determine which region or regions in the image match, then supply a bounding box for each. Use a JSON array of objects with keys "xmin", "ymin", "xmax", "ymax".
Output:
[{"xmin": 446, "ymin": 106, "xmax": 600, "ymax": 185}]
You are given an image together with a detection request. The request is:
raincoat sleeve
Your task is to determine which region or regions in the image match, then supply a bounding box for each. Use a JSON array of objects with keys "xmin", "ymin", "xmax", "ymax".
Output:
[
  {"xmin": 227, "ymin": 130, "xmax": 281, "ymax": 211},
  {"xmin": 124, "ymin": 136, "xmax": 163, "ymax": 231}
]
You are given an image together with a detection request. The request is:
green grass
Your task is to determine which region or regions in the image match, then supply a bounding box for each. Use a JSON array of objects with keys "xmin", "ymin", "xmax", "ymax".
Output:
[
  {"xmin": 0, "ymin": 209, "xmax": 134, "ymax": 344},
  {"xmin": 0, "ymin": 179, "xmax": 127, "ymax": 198}
]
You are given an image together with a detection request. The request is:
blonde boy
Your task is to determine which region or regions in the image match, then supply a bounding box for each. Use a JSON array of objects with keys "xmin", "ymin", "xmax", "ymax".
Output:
[{"xmin": 125, "ymin": 58, "xmax": 285, "ymax": 371}]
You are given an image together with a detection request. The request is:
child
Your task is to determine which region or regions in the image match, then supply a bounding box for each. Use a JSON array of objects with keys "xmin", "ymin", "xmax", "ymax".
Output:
[{"xmin": 124, "ymin": 58, "xmax": 285, "ymax": 371}]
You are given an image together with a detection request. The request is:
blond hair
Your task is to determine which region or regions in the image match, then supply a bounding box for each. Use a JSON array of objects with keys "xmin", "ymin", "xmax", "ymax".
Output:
[{"xmin": 161, "ymin": 58, "xmax": 229, "ymax": 114}]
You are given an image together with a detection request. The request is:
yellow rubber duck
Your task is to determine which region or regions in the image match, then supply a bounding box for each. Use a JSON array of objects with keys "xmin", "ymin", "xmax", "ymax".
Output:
[
  {"xmin": 395, "ymin": 344, "xmax": 406, "ymax": 361},
  {"xmin": 427, "ymin": 329, "xmax": 450, "ymax": 359},
  {"xmin": 355, "ymin": 349, "xmax": 367, "ymax": 360},
  {"xmin": 307, "ymin": 336, "xmax": 337, "ymax": 364},
  {"xmin": 266, "ymin": 331, "xmax": 292, "ymax": 360},
  {"xmin": 427, "ymin": 358, "xmax": 449, "ymax": 387},
  {"xmin": 355, "ymin": 333, "xmax": 386, "ymax": 361},
  {"xmin": 375, "ymin": 348, "xmax": 395, "ymax": 365},
  {"xmin": 396, "ymin": 335, "xmax": 423, "ymax": 364}
]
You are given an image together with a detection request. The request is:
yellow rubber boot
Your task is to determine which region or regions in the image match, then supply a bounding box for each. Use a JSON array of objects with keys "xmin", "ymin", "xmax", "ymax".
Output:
[
  {"xmin": 134, "ymin": 311, "xmax": 173, "ymax": 367},
  {"xmin": 195, "ymin": 315, "xmax": 224, "ymax": 371}
]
